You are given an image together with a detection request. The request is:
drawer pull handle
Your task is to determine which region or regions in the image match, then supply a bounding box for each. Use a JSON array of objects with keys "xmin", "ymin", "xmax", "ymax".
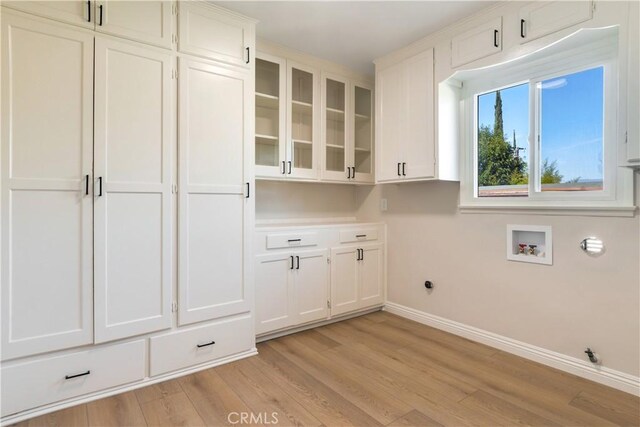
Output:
[
  {"xmin": 356, "ymin": 234, "xmax": 367, "ymax": 238},
  {"xmin": 288, "ymin": 239, "xmax": 301, "ymax": 242},
  {"xmin": 65, "ymin": 370, "xmax": 90, "ymax": 380},
  {"xmin": 197, "ymin": 340, "xmax": 216, "ymax": 348}
]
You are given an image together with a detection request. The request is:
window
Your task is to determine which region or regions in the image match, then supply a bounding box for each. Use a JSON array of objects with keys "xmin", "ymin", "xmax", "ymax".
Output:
[{"xmin": 455, "ymin": 27, "xmax": 634, "ymax": 213}]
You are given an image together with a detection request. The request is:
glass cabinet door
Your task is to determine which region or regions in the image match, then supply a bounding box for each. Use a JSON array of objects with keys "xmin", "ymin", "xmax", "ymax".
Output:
[
  {"xmin": 289, "ymin": 67, "xmax": 315, "ymax": 175},
  {"xmin": 353, "ymin": 84, "xmax": 373, "ymax": 181},
  {"xmin": 325, "ymin": 78, "xmax": 347, "ymax": 177},
  {"xmin": 255, "ymin": 57, "xmax": 285, "ymax": 177}
]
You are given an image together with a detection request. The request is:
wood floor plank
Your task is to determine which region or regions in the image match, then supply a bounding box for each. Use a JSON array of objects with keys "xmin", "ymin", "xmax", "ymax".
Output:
[
  {"xmin": 13, "ymin": 312, "xmax": 639, "ymax": 427},
  {"xmin": 291, "ymin": 328, "xmax": 341, "ymax": 352},
  {"xmin": 139, "ymin": 392, "xmax": 205, "ymax": 427},
  {"xmin": 266, "ymin": 336, "xmax": 413, "ymax": 425},
  {"xmin": 86, "ymin": 391, "xmax": 146, "ymax": 427},
  {"xmin": 215, "ymin": 357, "xmax": 324, "ymax": 426},
  {"xmin": 251, "ymin": 343, "xmax": 384, "ymax": 427},
  {"xmin": 178, "ymin": 369, "xmax": 252, "ymax": 427},
  {"xmin": 316, "ymin": 321, "xmax": 477, "ymax": 400},
  {"xmin": 387, "ymin": 409, "xmax": 444, "ymax": 427},
  {"xmin": 135, "ymin": 378, "xmax": 183, "ymax": 404},
  {"xmin": 13, "ymin": 404, "xmax": 88, "ymax": 427},
  {"xmin": 460, "ymin": 390, "xmax": 561, "ymax": 426},
  {"xmin": 569, "ymin": 391, "xmax": 640, "ymax": 426}
]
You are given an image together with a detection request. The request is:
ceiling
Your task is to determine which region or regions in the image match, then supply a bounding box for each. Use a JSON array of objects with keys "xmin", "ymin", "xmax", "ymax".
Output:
[{"xmin": 215, "ymin": 1, "xmax": 495, "ymax": 75}]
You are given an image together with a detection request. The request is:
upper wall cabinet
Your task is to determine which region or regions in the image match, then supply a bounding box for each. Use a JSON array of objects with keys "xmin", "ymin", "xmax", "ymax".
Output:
[
  {"xmin": 376, "ymin": 48, "xmax": 435, "ymax": 183},
  {"xmin": 451, "ymin": 17, "xmax": 502, "ymax": 67},
  {"xmin": 624, "ymin": 0, "xmax": 639, "ymax": 166},
  {"xmin": 254, "ymin": 53, "xmax": 320, "ymax": 181},
  {"xmin": 321, "ymin": 75, "xmax": 375, "ymax": 184},
  {"xmin": 95, "ymin": 1, "xmax": 173, "ymax": 49},
  {"xmin": 518, "ymin": 1, "xmax": 593, "ymax": 44},
  {"xmin": 178, "ymin": 2, "xmax": 255, "ymax": 68},
  {"xmin": 3, "ymin": 1, "xmax": 174, "ymax": 49}
]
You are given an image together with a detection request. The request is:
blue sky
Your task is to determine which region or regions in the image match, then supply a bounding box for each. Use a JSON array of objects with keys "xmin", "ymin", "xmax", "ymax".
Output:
[{"xmin": 478, "ymin": 67, "xmax": 604, "ymax": 182}]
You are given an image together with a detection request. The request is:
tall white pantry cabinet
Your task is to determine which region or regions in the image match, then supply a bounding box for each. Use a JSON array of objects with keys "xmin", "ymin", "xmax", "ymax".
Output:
[{"xmin": 0, "ymin": 1, "xmax": 257, "ymax": 422}]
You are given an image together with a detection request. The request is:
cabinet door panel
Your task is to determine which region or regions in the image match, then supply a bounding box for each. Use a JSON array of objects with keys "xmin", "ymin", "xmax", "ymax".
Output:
[
  {"xmin": 359, "ymin": 244, "xmax": 384, "ymax": 308},
  {"xmin": 255, "ymin": 253, "xmax": 293, "ymax": 335},
  {"xmin": 376, "ymin": 63, "xmax": 403, "ymax": 182},
  {"xmin": 451, "ymin": 17, "xmax": 502, "ymax": 67},
  {"xmin": 352, "ymin": 83, "xmax": 374, "ymax": 183},
  {"xmin": 627, "ymin": 1, "xmax": 640, "ymax": 163},
  {"xmin": 330, "ymin": 247, "xmax": 359, "ymax": 316},
  {"xmin": 97, "ymin": 1, "xmax": 172, "ymax": 49},
  {"xmin": 1, "ymin": 13, "xmax": 94, "ymax": 360},
  {"xmin": 179, "ymin": 59, "xmax": 251, "ymax": 325},
  {"xmin": 178, "ymin": 2, "xmax": 254, "ymax": 68},
  {"xmin": 294, "ymin": 249, "xmax": 329, "ymax": 324},
  {"xmin": 322, "ymin": 74, "xmax": 349, "ymax": 182},
  {"xmin": 404, "ymin": 49, "xmax": 435, "ymax": 180},
  {"xmin": 94, "ymin": 38, "xmax": 172, "ymax": 343},
  {"xmin": 2, "ymin": 1, "xmax": 93, "ymax": 29},
  {"xmin": 287, "ymin": 62, "xmax": 320, "ymax": 180},
  {"xmin": 519, "ymin": 1, "xmax": 593, "ymax": 44}
]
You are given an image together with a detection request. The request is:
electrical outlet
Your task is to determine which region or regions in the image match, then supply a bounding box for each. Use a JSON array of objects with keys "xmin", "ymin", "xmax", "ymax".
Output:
[{"xmin": 380, "ymin": 198, "xmax": 388, "ymax": 211}]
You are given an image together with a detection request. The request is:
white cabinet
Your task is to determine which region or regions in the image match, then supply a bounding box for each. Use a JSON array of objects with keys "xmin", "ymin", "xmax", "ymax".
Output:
[
  {"xmin": 451, "ymin": 17, "xmax": 502, "ymax": 67},
  {"xmin": 351, "ymin": 83, "xmax": 375, "ymax": 184},
  {"xmin": 93, "ymin": 38, "xmax": 173, "ymax": 343},
  {"xmin": 321, "ymin": 76, "xmax": 375, "ymax": 184},
  {"xmin": 4, "ymin": 1, "xmax": 173, "ymax": 48},
  {"xmin": 1, "ymin": 13, "xmax": 94, "ymax": 360},
  {"xmin": 1, "ymin": 340, "xmax": 145, "ymax": 417},
  {"xmin": 254, "ymin": 54, "xmax": 320, "ymax": 180},
  {"xmin": 178, "ymin": 1, "xmax": 255, "ymax": 68},
  {"xmin": 518, "ymin": 1, "xmax": 593, "ymax": 44},
  {"xmin": 255, "ymin": 224, "xmax": 385, "ymax": 336},
  {"xmin": 330, "ymin": 243, "xmax": 384, "ymax": 316},
  {"xmin": 376, "ymin": 48, "xmax": 435, "ymax": 183},
  {"xmin": 322, "ymin": 73, "xmax": 349, "ymax": 182},
  {"xmin": 2, "ymin": 1, "xmax": 94, "ymax": 29},
  {"xmin": 178, "ymin": 58, "xmax": 253, "ymax": 326},
  {"xmin": 96, "ymin": 1, "xmax": 173, "ymax": 49},
  {"xmin": 625, "ymin": 0, "xmax": 640, "ymax": 165},
  {"xmin": 255, "ymin": 249, "xmax": 329, "ymax": 335}
]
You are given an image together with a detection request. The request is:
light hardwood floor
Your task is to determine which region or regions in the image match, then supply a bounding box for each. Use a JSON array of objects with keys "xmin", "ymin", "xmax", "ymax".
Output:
[{"xmin": 14, "ymin": 312, "xmax": 640, "ymax": 426}]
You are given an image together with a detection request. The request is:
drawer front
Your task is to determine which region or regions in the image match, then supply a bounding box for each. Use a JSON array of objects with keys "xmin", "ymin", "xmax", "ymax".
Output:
[
  {"xmin": 150, "ymin": 315, "xmax": 253, "ymax": 376},
  {"xmin": 339, "ymin": 229, "xmax": 379, "ymax": 243},
  {"xmin": 1, "ymin": 340, "xmax": 145, "ymax": 417},
  {"xmin": 266, "ymin": 232, "xmax": 318, "ymax": 249}
]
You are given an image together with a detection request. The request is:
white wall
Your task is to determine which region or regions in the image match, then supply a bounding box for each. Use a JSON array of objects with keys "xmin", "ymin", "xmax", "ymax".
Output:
[
  {"xmin": 255, "ymin": 181, "xmax": 358, "ymax": 222},
  {"xmin": 356, "ymin": 173, "xmax": 640, "ymax": 377}
]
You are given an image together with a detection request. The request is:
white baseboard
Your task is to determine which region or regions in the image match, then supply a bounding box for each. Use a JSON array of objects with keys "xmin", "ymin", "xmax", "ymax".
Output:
[
  {"xmin": 1, "ymin": 349, "xmax": 258, "ymax": 426},
  {"xmin": 384, "ymin": 302, "xmax": 640, "ymax": 397}
]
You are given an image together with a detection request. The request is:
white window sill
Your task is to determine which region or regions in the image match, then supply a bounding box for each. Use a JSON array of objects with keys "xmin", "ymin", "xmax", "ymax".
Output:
[{"xmin": 459, "ymin": 204, "xmax": 637, "ymax": 218}]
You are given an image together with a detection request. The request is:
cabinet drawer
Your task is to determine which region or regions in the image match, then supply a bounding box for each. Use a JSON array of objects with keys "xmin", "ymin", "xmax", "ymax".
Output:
[
  {"xmin": 150, "ymin": 315, "xmax": 253, "ymax": 376},
  {"xmin": 1, "ymin": 340, "xmax": 145, "ymax": 417},
  {"xmin": 339, "ymin": 229, "xmax": 378, "ymax": 243},
  {"xmin": 266, "ymin": 232, "xmax": 318, "ymax": 249}
]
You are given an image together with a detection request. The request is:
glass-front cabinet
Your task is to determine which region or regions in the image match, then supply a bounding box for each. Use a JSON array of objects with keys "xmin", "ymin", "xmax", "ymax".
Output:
[
  {"xmin": 288, "ymin": 63, "xmax": 318, "ymax": 179},
  {"xmin": 255, "ymin": 51, "xmax": 372, "ymax": 182},
  {"xmin": 255, "ymin": 54, "xmax": 286, "ymax": 177},
  {"xmin": 352, "ymin": 83, "xmax": 374, "ymax": 183},
  {"xmin": 322, "ymin": 75, "xmax": 349, "ymax": 181},
  {"xmin": 321, "ymin": 75, "xmax": 374, "ymax": 183}
]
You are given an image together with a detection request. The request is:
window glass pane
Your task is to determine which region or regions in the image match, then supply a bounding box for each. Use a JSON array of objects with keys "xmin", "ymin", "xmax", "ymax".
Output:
[
  {"xmin": 477, "ymin": 83, "xmax": 529, "ymax": 197},
  {"xmin": 539, "ymin": 67, "xmax": 604, "ymax": 192}
]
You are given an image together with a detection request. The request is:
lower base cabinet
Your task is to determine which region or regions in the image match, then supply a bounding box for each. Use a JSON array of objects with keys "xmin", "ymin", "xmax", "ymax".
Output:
[
  {"xmin": 331, "ymin": 243, "xmax": 385, "ymax": 316},
  {"xmin": 255, "ymin": 223, "xmax": 386, "ymax": 336},
  {"xmin": 255, "ymin": 249, "xmax": 329, "ymax": 335},
  {"xmin": 1, "ymin": 340, "xmax": 146, "ymax": 417}
]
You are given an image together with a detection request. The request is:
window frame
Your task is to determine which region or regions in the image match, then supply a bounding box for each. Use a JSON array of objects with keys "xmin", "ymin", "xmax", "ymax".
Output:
[{"xmin": 458, "ymin": 29, "xmax": 634, "ymax": 213}]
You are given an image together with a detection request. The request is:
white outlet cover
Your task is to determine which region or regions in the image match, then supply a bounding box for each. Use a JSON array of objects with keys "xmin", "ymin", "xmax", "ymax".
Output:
[{"xmin": 380, "ymin": 199, "xmax": 388, "ymax": 211}]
